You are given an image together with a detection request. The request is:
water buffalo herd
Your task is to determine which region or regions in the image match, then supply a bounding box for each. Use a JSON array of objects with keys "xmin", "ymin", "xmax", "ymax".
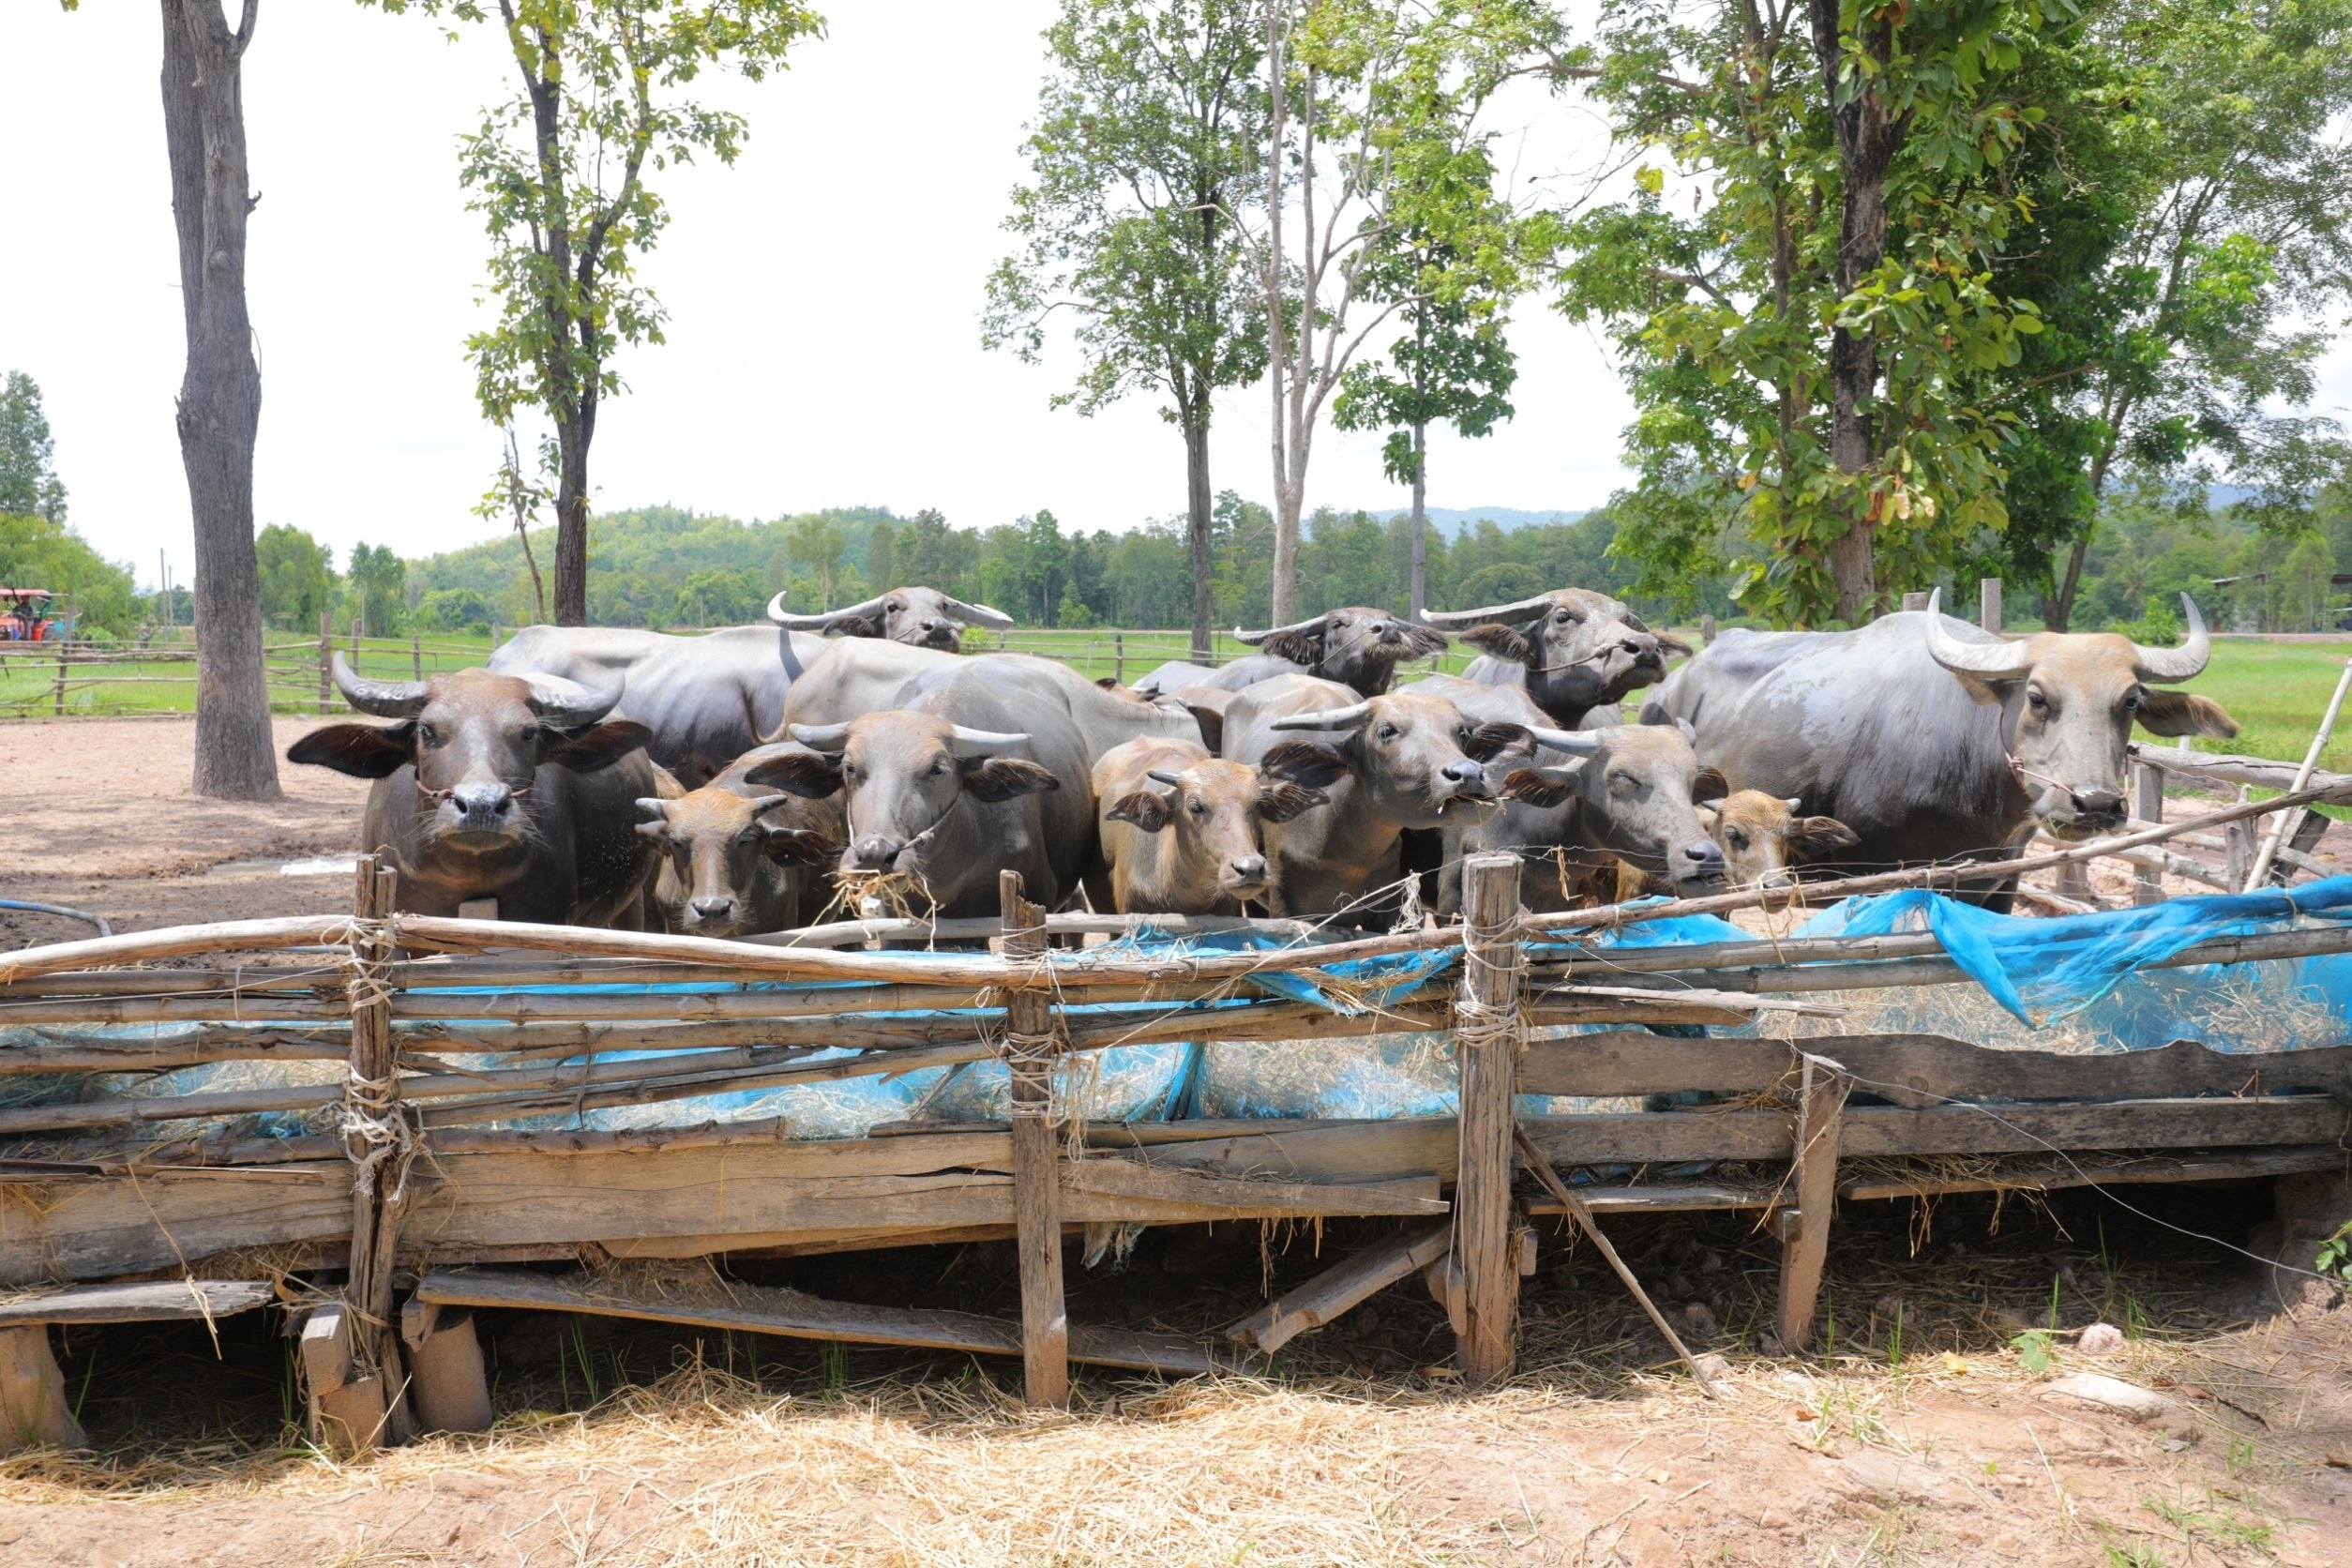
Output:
[{"xmin": 288, "ymin": 583, "xmax": 2238, "ymax": 932}]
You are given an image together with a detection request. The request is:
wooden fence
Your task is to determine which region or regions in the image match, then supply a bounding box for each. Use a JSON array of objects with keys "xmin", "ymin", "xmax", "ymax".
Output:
[
  {"xmin": 5, "ymin": 792, "xmax": 2350, "ymax": 1453},
  {"xmin": 0, "ymin": 620, "xmax": 497, "ymax": 719}
]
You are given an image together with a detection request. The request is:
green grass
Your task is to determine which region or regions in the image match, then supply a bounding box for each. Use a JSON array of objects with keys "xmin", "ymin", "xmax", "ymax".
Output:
[{"xmin": 2168, "ymin": 638, "xmax": 2352, "ymax": 775}]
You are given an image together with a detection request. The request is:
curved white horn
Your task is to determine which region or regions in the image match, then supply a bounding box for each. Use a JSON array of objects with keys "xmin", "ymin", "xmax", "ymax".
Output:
[
  {"xmin": 1419, "ymin": 596, "xmax": 1555, "ymax": 629},
  {"xmin": 1269, "ymin": 701, "xmax": 1374, "ymax": 731},
  {"xmin": 787, "ymin": 722, "xmax": 852, "ymax": 752},
  {"xmin": 945, "ymin": 726, "xmax": 1029, "ymax": 759},
  {"xmin": 634, "ymin": 797, "xmax": 670, "ymax": 822},
  {"xmin": 1526, "ymin": 725, "xmax": 1604, "ymax": 756},
  {"xmin": 2133, "ymin": 594, "xmax": 2212, "ymax": 683},
  {"xmin": 1233, "ymin": 613, "xmax": 1329, "ymax": 646},
  {"xmin": 767, "ymin": 592, "xmax": 888, "ymax": 630},
  {"xmin": 331, "ymin": 654, "xmax": 430, "ymax": 717},
  {"xmin": 939, "ymin": 595, "xmax": 1016, "ymax": 631},
  {"xmin": 526, "ymin": 673, "xmax": 624, "ymax": 728},
  {"xmin": 1145, "ymin": 768, "xmax": 1188, "ymax": 788},
  {"xmin": 1920, "ymin": 588, "xmax": 2034, "ymax": 677}
]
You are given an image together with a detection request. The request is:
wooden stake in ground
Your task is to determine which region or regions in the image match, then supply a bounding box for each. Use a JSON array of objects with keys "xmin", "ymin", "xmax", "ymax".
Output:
[
  {"xmin": 2247, "ymin": 656, "xmax": 2352, "ymax": 888},
  {"xmin": 337, "ymin": 855, "xmax": 413, "ymax": 1448},
  {"xmin": 1453, "ymin": 852, "xmax": 1524, "ymax": 1385},
  {"xmin": 997, "ymin": 870, "xmax": 1069, "ymax": 1408},
  {"xmin": 1775, "ymin": 1054, "xmax": 1851, "ymax": 1354},
  {"xmin": 1512, "ymin": 1125, "xmax": 1719, "ymax": 1397},
  {"xmin": 0, "ymin": 1325, "xmax": 85, "ymax": 1455}
]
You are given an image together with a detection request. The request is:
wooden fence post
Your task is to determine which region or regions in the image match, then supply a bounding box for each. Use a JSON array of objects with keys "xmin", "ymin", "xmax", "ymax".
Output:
[
  {"xmin": 1980, "ymin": 577, "xmax": 2002, "ymax": 634},
  {"xmin": 2132, "ymin": 760, "xmax": 2166, "ymax": 905},
  {"xmin": 1775, "ymin": 1054, "xmax": 1851, "ymax": 1353},
  {"xmin": 1453, "ymin": 852, "xmax": 1524, "ymax": 1385},
  {"xmin": 1114, "ymin": 631, "xmax": 1124, "ymax": 685},
  {"xmin": 51, "ymin": 644, "xmax": 68, "ymax": 717},
  {"xmin": 1699, "ymin": 614, "xmax": 1716, "ymax": 646},
  {"xmin": 317, "ymin": 611, "xmax": 334, "ymax": 713},
  {"xmin": 996, "ymin": 870, "xmax": 1069, "ymax": 1407},
  {"xmin": 1901, "ymin": 592, "xmax": 1930, "ymax": 613},
  {"xmin": 411, "ymin": 631, "xmax": 423, "ymax": 683},
  {"xmin": 349, "ymin": 618, "xmax": 362, "ymax": 671}
]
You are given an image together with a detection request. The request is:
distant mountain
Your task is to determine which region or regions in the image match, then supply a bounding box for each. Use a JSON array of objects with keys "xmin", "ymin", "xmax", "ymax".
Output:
[{"xmin": 1352, "ymin": 505, "xmax": 1591, "ymax": 536}]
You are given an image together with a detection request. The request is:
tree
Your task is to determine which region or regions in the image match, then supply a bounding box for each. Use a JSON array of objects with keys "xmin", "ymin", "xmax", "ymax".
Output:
[
  {"xmin": 473, "ymin": 424, "xmax": 551, "ymax": 623},
  {"xmin": 0, "ymin": 370, "xmax": 69, "ymax": 522},
  {"xmin": 344, "ymin": 543, "xmax": 408, "ymax": 636},
  {"xmin": 0, "ymin": 514, "xmax": 139, "ymax": 637},
  {"xmin": 254, "ymin": 523, "xmax": 338, "ymax": 632},
  {"xmin": 986, "ymin": 0, "xmax": 1268, "ymax": 660},
  {"xmin": 415, "ymin": 585, "xmax": 495, "ymax": 633},
  {"xmin": 1256, "ymin": 0, "xmax": 1552, "ymax": 623},
  {"xmin": 372, "ymin": 0, "xmax": 823, "ymax": 625},
  {"xmin": 785, "ymin": 513, "xmax": 848, "ymax": 606}
]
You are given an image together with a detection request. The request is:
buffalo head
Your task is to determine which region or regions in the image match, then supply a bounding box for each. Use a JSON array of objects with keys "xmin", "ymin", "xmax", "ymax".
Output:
[
  {"xmin": 766, "ymin": 586, "xmax": 1016, "ymax": 651},
  {"xmin": 1920, "ymin": 588, "xmax": 2238, "ymax": 841},
  {"xmin": 1699, "ymin": 790, "xmax": 1860, "ymax": 892},
  {"xmin": 1259, "ymin": 693, "xmax": 1528, "ymax": 830},
  {"xmin": 1106, "ymin": 758, "xmax": 1328, "ymax": 906},
  {"xmin": 1233, "ymin": 608, "xmax": 1448, "ymax": 697},
  {"xmin": 746, "ymin": 713, "xmax": 1059, "ymax": 875},
  {"xmin": 287, "ymin": 658, "xmax": 650, "ymax": 844},
  {"xmin": 634, "ymin": 761, "xmax": 843, "ymax": 937},
  {"xmin": 1423, "ymin": 589, "xmax": 1688, "ymax": 717},
  {"xmin": 1502, "ymin": 718, "xmax": 1730, "ymax": 890}
]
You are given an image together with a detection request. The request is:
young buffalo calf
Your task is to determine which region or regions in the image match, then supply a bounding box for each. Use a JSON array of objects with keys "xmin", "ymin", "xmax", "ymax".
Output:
[
  {"xmin": 1700, "ymin": 791, "xmax": 1859, "ymax": 893},
  {"xmin": 1092, "ymin": 738, "xmax": 1328, "ymax": 914},
  {"xmin": 635, "ymin": 743, "xmax": 847, "ymax": 937}
]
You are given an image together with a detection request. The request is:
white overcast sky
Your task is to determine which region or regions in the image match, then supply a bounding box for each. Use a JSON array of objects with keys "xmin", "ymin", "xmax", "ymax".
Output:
[{"xmin": 9, "ymin": 4, "xmax": 2351, "ymax": 592}]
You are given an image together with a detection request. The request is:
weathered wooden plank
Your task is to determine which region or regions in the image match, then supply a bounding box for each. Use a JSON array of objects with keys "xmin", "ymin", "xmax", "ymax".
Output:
[
  {"xmin": 415, "ymin": 1267, "xmax": 1224, "ymax": 1377},
  {"xmin": 1777, "ymin": 1058, "xmax": 1850, "ymax": 1353},
  {"xmin": 1, "ymin": 1163, "xmax": 352, "ymax": 1286},
  {"xmin": 1061, "ymin": 1160, "xmax": 1444, "ymax": 1217},
  {"xmin": 1224, "ymin": 1222, "xmax": 1453, "ymax": 1354},
  {"xmin": 1836, "ymin": 1144, "xmax": 2350, "ymax": 1200},
  {"xmin": 0, "ymin": 1278, "xmax": 276, "ymax": 1325},
  {"xmin": 1454, "ymin": 853, "xmax": 1522, "ymax": 1386},
  {"xmin": 403, "ymin": 1305, "xmax": 492, "ymax": 1436},
  {"xmin": 1528, "ymin": 1183, "xmax": 1777, "ymax": 1215}
]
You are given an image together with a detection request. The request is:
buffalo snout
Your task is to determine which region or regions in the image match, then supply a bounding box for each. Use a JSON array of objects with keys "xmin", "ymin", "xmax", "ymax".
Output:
[
  {"xmin": 1678, "ymin": 837, "xmax": 1726, "ymax": 882},
  {"xmin": 688, "ymin": 895, "xmax": 736, "ymax": 923},
  {"xmin": 447, "ymin": 782, "xmax": 518, "ymax": 834},
  {"xmin": 851, "ymin": 834, "xmax": 904, "ymax": 869},
  {"xmin": 1226, "ymin": 853, "xmax": 1270, "ymax": 893},
  {"xmin": 1441, "ymin": 760, "xmax": 1486, "ymax": 787}
]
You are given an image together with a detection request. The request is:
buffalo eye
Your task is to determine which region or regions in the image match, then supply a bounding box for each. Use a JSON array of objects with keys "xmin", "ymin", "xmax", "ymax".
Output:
[
  {"xmin": 2027, "ymin": 688, "xmax": 2051, "ymax": 716},
  {"xmin": 1554, "ymin": 609, "xmax": 1577, "ymax": 623},
  {"xmin": 1377, "ymin": 723, "xmax": 1401, "ymax": 741},
  {"xmin": 841, "ymin": 763, "xmax": 859, "ymax": 782},
  {"xmin": 1608, "ymin": 770, "xmax": 1634, "ymax": 793},
  {"xmin": 1726, "ymin": 828, "xmax": 1750, "ymax": 851},
  {"xmin": 2121, "ymin": 687, "xmax": 2145, "ymax": 712},
  {"xmin": 886, "ymin": 601, "xmax": 901, "ymax": 612},
  {"xmin": 927, "ymin": 760, "xmax": 948, "ymax": 777},
  {"xmin": 418, "ymin": 723, "xmax": 442, "ymax": 746},
  {"xmin": 1187, "ymin": 798, "xmax": 1207, "ymax": 817}
]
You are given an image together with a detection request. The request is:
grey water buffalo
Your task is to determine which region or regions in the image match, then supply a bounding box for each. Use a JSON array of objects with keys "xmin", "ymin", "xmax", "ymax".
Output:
[
  {"xmin": 1642, "ymin": 590, "xmax": 2238, "ymax": 890},
  {"xmin": 489, "ymin": 624, "xmax": 829, "ymax": 786},
  {"xmin": 1421, "ymin": 590, "xmax": 1688, "ymax": 727},
  {"xmin": 1132, "ymin": 607, "xmax": 1449, "ymax": 701},
  {"xmin": 1701, "ymin": 791, "xmax": 1861, "ymax": 893},
  {"xmin": 1223, "ymin": 675, "xmax": 1529, "ymax": 919},
  {"xmin": 765, "ymin": 585, "xmax": 1015, "ymax": 650},
  {"xmin": 1448, "ymin": 718, "xmax": 1729, "ymax": 915},
  {"xmin": 636, "ymin": 743, "xmax": 847, "ymax": 937},
  {"xmin": 286, "ymin": 657, "xmax": 661, "ymax": 927},
  {"xmin": 1093, "ymin": 737, "xmax": 1330, "ymax": 914}
]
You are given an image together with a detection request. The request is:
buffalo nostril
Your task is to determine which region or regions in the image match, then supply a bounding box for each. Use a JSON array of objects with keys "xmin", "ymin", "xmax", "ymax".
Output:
[
  {"xmin": 2072, "ymin": 788, "xmax": 2124, "ymax": 815},
  {"xmin": 1443, "ymin": 761, "xmax": 1485, "ymax": 784},
  {"xmin": 852, "ymin": 836, "xmax": 901, "ymax": 868},
  {"xmin": 1683, "ymin": 839, "xmax": 1725, "ymax": 864},
  {"xmin": 689, "ymin": 897, "xmax": 734, "ymax": 919},
  {"xmin": 1229, "ymin": 856, "xmax": 1267, "ymax": 882}
]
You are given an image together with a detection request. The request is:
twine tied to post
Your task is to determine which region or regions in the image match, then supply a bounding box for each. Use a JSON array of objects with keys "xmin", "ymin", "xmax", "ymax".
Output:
[{"xmin": 331, "ymin": 912, "xmax": 417, "ymax": 1201}]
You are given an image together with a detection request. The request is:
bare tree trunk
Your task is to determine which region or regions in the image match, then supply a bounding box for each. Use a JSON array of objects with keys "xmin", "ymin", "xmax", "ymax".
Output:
[
  {"xmin": 553, "ymin": 418, "xmax": 589, "ymax": 625},
  {"xmin": 162, "ymin": 0, "xmax": 279, "ymax": 801},
  {"xmin": 1410, "ymin": 418, "xmax": 1428, "ymax": 620},
  {"xmin": 1184, "ymin": 412, "xmax": 1214, "ymax": 662}
]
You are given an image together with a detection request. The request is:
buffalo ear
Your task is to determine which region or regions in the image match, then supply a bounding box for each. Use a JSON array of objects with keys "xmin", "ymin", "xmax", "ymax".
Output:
[
  {"xmin": 963, "ymin": 757, "xmax": 1060, "ymax": 802},
  {"xmin": 761, "ymin": 826, "xmax": 843, "ymax": 866},
  {"xmin": 1107, "ymin": 790, "xmax": 1171, "ymax": 833},
  {"xmin": 1258, "ymin": 629, "xmax": 1323, "ymax": 666},
  {"xmin": 1460, "ymin": 624, "xmax": 1534, "ymax": 665},
  {"xmin": 1501, "ymin": 767, "xmax": 1574, "ymax": 809},
  {"xmin": 1692, "ymin": 765, "xmax": 1730, "ymax": 805},
  {"xmin": 546, "ymin": 720, "xmax": 653, "ymax": 773},
  {"xmin": 1402, "ymin": 625, "xmax": 1450, "ymax": 658},
  {"xmin": 1182, "ymin": 701, "xmax": 1224, "ymax": 754},
  {"xmin": 288, "ymin": 722, "xmax": 414, "ymax": 778},
  {"xmin": 1652, "ymin": 630, "xmax": 1694, "ymax": 656},
  {"xmin": 1791, "ymin": 816, "xmax": 1861, "ymax": 861},
  {"xmin": 2137, "ymin": 690, "xmax": 2239, "ymax": 739},
  {"xmin": 1259, "ymin": 740, "xmax": 1351, "ymax": 790},
  {"xmin": 1256, "ymin": 781, "xmax": 1328, "ymax": 823},
  {"xmin": 744, "ymin": 749, "xmax": 845, "ymax": 798},
  {"xmin": 1465, "ymin": 721, "xmax": 1530, "ymax": 762}
]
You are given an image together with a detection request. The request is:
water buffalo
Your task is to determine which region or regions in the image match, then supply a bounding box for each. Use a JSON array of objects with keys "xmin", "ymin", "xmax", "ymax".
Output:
[
  {"xmin": 1093, "ymin": 737, "xmax": 1330, "ymax": 914},
  {"xmin": 765, "ymin": 585, "xmax": 1015, "ymax": 650},
  {"xmin": 1421, "ymin": 590, "xmax": 1688, "ymax": 727},
  {"xmin": 1700, "ymin": 791, "xmax": 1861, "ymax": 893},
  {"xmin": 286, "ymin": 657, "xmax": 661, "ymax": 927},
  {"xmin": 489, "ymin": 624, "xmax": 830, "ymax": 786},
  {"xmin": 1642, "ymin": 590, "xmax": 2238, "ymax": 886},
  {"xmin": 636, "ymin": 743, "xmax": 847, "ymax": 937},
  {"xmin": 1132, "ymin": 607, "xmax": 1449, "ymax": 701},
  {"xmin": 1223, "ymin": 675, "xmax": 1528, "ymax": 920}
]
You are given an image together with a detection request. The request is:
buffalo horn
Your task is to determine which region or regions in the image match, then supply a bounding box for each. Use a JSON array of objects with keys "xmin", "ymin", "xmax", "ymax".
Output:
[
  {"xmin": 1526, "ymin": 725, "xmax": 1604, "ymax": 756},
  {"xmin": 767, "ymin": 592, "xmax": 887, "ymax": 629},
  {"xmin": 1418, "ymin": 595, "xmax": 1555, "ymax": 629},
  {"xmin": 526, "ymin": 674, "xmax": 625, "ymax": 728},
  {"xmin": 1145, "ymin": 768, "xmax": 1188, "ymax": 789},
  {"xmin": 2132, "ymin": 594, "xmax": 2212, "ymax": 682},
  {"xmin": 1269, "ymin": 701, "xmax": 1374, "ymax": 731},
  {"xmin": 634, "ymin": 797, "xmax": 670, "ymax": 822},
  {"xmin": 330, "ymin": 654, "xmax": 430, "ymax": 717},
  {"xmin": 787, "ymin": 722, "xmax": 852, "ymax": 752},
  {"xmin": 945, "ymin": 726, "xmax": 1029, "ymax": 759},
  {"xmin": 941, "ymin": 596, "xmax": 1017, "ymax": 630},
  {"xmin": 1919, "ymin": 588, "xmax": 2034, "ymax": 677},
  {"xmin": 1232, "ymin": 613, "xmax": 1329, "ymax": 647}
]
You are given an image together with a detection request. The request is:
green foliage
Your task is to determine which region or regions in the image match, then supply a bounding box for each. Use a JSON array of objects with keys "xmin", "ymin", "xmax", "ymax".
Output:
[
  {"xmin": 414, "ymin": 586, "xmax": 496, "ymax": 635},
  {"xmin": 254, "ymin": 523, "xmax": 339, "ymax": 633},
  {"xmin": 2012, "ymin": 1327, "xmax": 2057, "ymax": 1375},
  {"xmin": 0, "ymin": 370, "xmax": 68, "ymax": 523},
  {"xmin": 2317, "ymin": 1219, "xmax": 2352, "ymax": 1283},
  {"xmin": 0, "ymin": 512, "xmax": 137, "ymax": 636},
  {"xmin": 343, "ymin": 543, "xmax": 409, "ymax": 637}
]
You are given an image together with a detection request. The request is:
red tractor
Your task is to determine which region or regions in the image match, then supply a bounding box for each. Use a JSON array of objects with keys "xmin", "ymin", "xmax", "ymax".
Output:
[{"xmin": 0, "ymin": 586, "xmax": 57, "ymax": 641}]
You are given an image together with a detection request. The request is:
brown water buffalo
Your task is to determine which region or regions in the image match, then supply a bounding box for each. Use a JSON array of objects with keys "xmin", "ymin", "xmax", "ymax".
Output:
[
  {"xmin": 1421, "ymin": 589, "xmax": 1688, "ymax": 727},
  {"xmin": 1132, "ymin": 607, "xmax": 1449, "ymax": 701},
  {"xmin": 636, "ymin": 743, "xmax": 847, "ymax": 937},
  {"xmin": 1222, "ymin": 675, "xmax": 1528, "ymax": 920},
  {"xmin": 489, "ymin": 624, "xmax": 831, "ymax": 786},
  {"xmin": 1700, "ymin": 791, "xmax": 1861, "ymax": 893},
  {"xmin": 765, "ymin": 585, "xmax": 1015, "ymax": 650},
  {"xmin": 1642, "ymin": 590, "xmax": 2238, "ymax": 891},
  {"xmin": 1092, "ymin": 737, "xmax": 1330, "ymax": 914},
  {"xmin": 286, "ymin": 657, "xmax": 661, "ymax": 927}
]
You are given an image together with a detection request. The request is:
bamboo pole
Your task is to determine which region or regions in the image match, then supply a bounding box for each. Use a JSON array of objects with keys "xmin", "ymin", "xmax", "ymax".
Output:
[{"xmin": 2247, "ymin": 657, "xmax": 2352, "ymax": 888}]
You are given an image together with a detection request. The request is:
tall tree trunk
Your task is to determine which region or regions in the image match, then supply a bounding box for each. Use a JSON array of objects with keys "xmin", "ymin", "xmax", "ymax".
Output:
[
  {"xmin": 1184, "ymin": 411, "xmax": 1214, "ymax": 662},
  {"xmin": 553, "ymin": 418, "xmax": 589, "ymax": 625},
  {"xmin": 162, "ymin": 0, "xmax": 279, "ymax": 801},
  {"xmin": 1410, "ymin": 418, "xmax": 1428, "ymax": 619},
  {"xmin": 2047, "ymin": 534, "xmax": 2089, "ymax": 632},
  {"xmin": 1810, "ymin": 0, "xmax": 1903, "ymax": 625}
]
